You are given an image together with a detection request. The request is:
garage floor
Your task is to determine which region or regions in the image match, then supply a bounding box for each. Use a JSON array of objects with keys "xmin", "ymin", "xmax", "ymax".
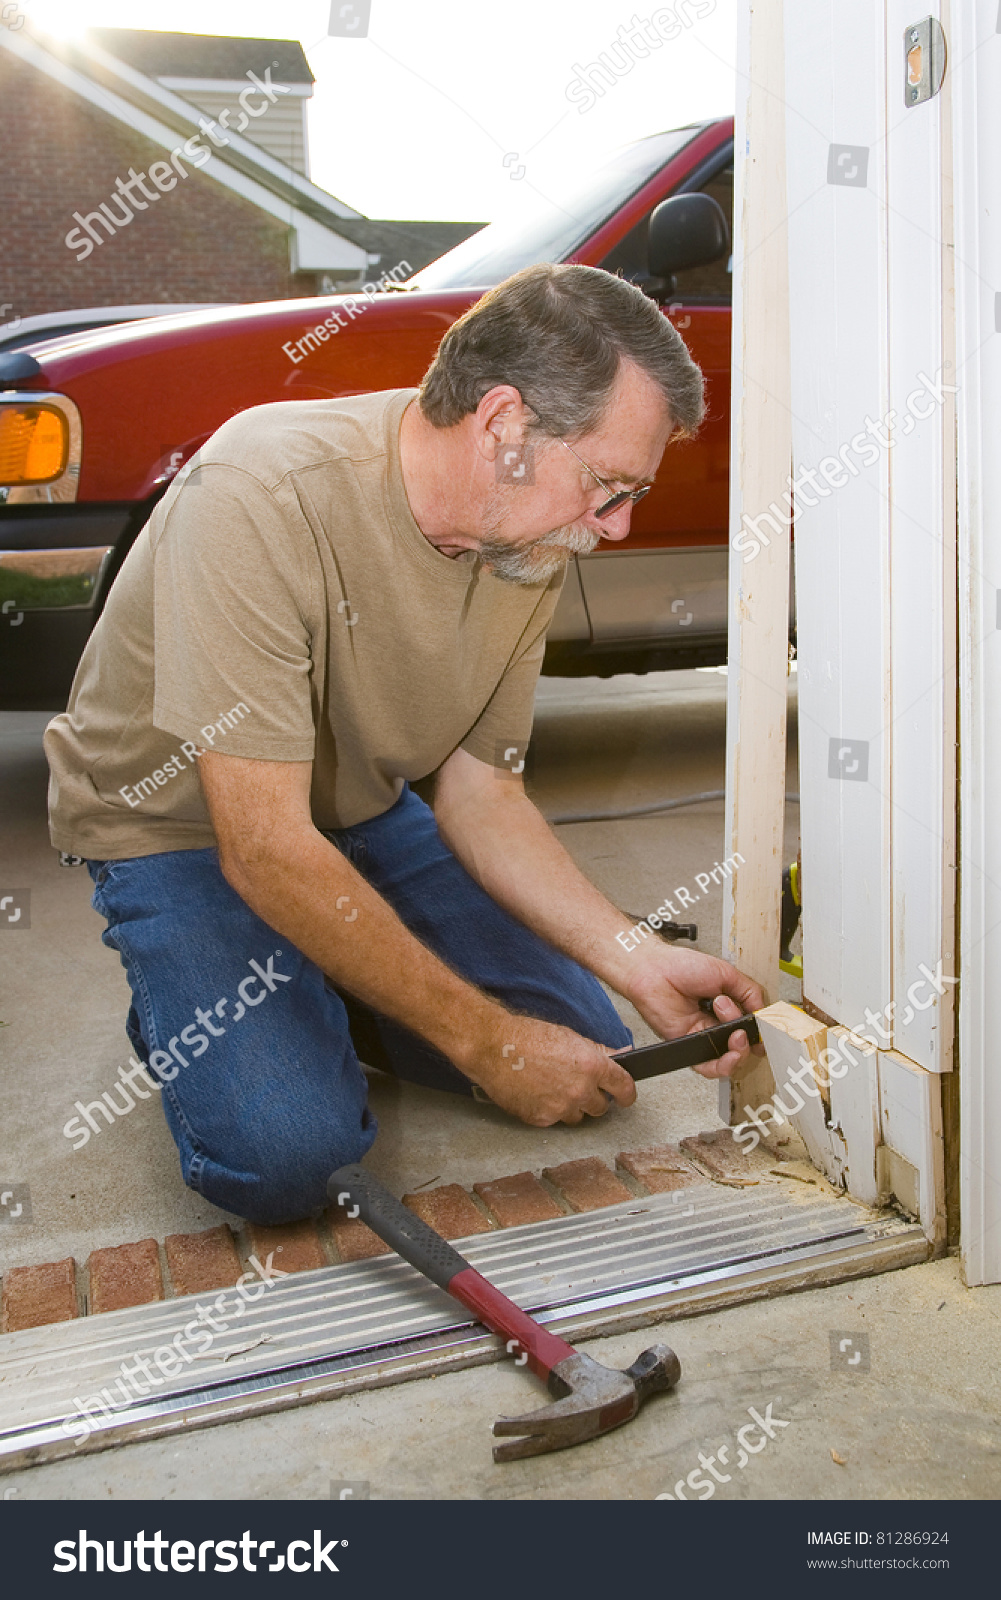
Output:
[{"xmin": 11, "ymin": 667, "xmax": 996, "ymax": 1502}]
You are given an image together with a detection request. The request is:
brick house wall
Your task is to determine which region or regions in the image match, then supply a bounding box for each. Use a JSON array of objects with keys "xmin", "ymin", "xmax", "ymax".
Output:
[{"xmin": 0, "ymin": 49, "xmax": 318, "ymax": 320}]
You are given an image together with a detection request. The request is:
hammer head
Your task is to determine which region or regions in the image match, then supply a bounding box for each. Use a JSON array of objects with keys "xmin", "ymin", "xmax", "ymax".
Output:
[{"xmin": 492, "ymin": 1344, "xmax": 681, "ymax": 1462}]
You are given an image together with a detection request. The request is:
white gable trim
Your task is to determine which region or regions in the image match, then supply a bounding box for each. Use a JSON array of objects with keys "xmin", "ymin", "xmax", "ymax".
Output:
[{"xmin": 157, "ymin": 77, "xmax": 313, "ymax": 97}]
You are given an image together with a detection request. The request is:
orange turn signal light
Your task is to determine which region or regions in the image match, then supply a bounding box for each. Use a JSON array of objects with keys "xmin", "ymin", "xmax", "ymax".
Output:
[{"xmin": 0, "ymin": 404, "xmax": 69, "ymax": 485}]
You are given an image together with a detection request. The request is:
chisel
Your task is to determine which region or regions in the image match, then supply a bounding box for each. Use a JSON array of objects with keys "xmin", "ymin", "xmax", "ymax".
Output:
[{"xmin": 612, "ymin": 1011, "xmax": 760, "ymax": 1080}]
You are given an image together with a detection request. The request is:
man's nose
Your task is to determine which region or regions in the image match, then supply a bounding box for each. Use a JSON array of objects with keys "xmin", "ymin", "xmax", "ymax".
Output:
[{"xmin": 592, "ymin": 502, "xmax": 634, "ymax": 542}]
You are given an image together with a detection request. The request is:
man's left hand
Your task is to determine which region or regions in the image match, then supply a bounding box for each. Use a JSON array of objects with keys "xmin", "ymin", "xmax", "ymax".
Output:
[{"xmin": 624, "ymin": 945, "xmax": 766, "ymax": 1079}]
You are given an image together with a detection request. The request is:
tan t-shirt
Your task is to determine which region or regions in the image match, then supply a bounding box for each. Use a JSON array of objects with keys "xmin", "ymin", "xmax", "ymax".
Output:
[{"xmin": 45, "ymin": 388, "xmax": 562, "ymax": 858}]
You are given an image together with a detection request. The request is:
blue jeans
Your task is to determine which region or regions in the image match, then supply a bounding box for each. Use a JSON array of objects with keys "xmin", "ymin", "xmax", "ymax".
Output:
[{"xmin": 87, "ymin": 786, "xmax": 631, "ymax": 1224}]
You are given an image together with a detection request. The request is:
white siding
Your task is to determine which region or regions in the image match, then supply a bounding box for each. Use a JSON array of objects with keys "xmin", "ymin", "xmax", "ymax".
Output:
[{"xmin": 166, "ymin": 86, "xmax": 310, "ymax": 176}]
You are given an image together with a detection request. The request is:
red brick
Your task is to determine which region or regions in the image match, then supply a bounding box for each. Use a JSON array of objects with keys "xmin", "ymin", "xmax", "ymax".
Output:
[
  {"xmin": 0, "ymin": 49, "xmax": 320, "ymax": 321},
  {"xmin": 2, "ymin": 1258, "xmax": 77, "ymax": 1332},
  {"xmin": 403, "ymin": 1184, "xmax": 491, "ymax": 1238},
  {"xmin": 164, "ymin": 1226, "xmax": 242, "ymax": 1296},
  {"xmin": 248, "ymin": 1219, "xmax": 327, "ymax": 1275},
  {"xmin": 616, "ymin": 1146, "xmax": 706, "ymax": 1193},
  {"xmin": 88, "ymin": 1238, "xmax": 163, "ymax": 1315},
  {"xmin": 330, "ymin": 1216, "xmax": 392, "ymax": 1263},
  {"xmin": 681, "ymin": 1129, "xmax": 761, "ymax": 1186},
  {"xmin": 541, "ymin": 1157, "xmax": 632, "ymax": 1212},
  {"xmin": 474, "ymin": 1171, "xmax": 564, "ymax": 1227}
]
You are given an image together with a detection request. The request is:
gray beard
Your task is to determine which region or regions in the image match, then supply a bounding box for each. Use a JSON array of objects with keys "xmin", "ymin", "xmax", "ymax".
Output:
[{"xmin": 477, "ymin": 522, "xmax": 600, "ymax": 585}]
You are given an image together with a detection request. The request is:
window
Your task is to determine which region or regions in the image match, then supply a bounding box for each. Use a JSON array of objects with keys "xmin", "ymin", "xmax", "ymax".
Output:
[
  {"xmin": 598, "ymin": 160, "xmax": 733, "ymax": 304},
  {"xmin": 407, "ymin": 128, "xmax": 704, "ymax": 292}
]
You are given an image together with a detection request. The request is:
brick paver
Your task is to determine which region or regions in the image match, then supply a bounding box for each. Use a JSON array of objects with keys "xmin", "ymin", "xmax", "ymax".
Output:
[
  {"xmin": 403, "ymin": 1184, "xmax": 491, "ymax": 1239},
  {"xmin": 88, "ymin": 1237, "xmax": 163, "ymax": 1314},
  {"xmin": 164, "ymin": 1225, "xmax": 243, "ymax": 1295},
  {"xmin": 249, "ymin": 1219, "xmax": 327, "ymax": 1275},
  {"xmin": 681, "ymin": 1129, "xmax": 761, "ymax": 1186},
  {"xmin": 616, "ymin": 1145, "xmax": 706, "ymax": 1193},
  {"xmin": 2, "ymin": 1257, "xmax": 77, "ymax": 1331},
  {"xmin": 330, "ymin": 1215, "xmax": 392, "ymax": 1262},
  {"xmin": 1, "ymin": 1134, "xmax": 778, "ymax": 1339},
  {"xmin": 474, "ymin": 1170, "xmax": 565, "ymax": 1227},
  {"xmin": 541, "ymin": 1157, "xmax": 632, "ymax": 1212}
]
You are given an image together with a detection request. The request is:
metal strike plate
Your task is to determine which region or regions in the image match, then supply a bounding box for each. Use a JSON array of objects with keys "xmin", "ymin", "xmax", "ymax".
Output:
[{"xmin": 904, "ymin": 17, "xmax": 946, "ymax": 106}]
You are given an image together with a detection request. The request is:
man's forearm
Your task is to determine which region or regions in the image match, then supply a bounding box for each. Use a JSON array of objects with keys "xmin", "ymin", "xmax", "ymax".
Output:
[
  {"xmin": 434, "ymin": 783, "xmax": 647, "ymax": 997},
  {"xmin": 219, "ymin": 826, "xmax": 502, "ymax": 1074}
]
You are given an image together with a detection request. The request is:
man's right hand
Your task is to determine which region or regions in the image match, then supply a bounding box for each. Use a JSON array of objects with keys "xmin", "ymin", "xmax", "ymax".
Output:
[{"xmin": 459, "ymin": 1012, "xmax": 637, "ymax": 1126}]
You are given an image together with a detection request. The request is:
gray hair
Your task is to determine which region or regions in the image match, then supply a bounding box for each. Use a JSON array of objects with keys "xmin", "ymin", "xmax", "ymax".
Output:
[{"xmin": 418, "ymin": 261, "xmax": 705, "ymax": 440}]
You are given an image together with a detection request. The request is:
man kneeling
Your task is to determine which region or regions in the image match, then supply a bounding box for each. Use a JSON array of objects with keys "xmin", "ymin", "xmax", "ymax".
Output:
[{"xmin": 46, "ymin": 263, "xmax": 761, "ymax": 1223}]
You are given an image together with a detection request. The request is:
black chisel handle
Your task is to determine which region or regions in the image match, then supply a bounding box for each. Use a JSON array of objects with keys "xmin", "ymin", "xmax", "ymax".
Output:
[{"xmin": 612, "ymin": 1013, "xmax": 760, "ymax": 1081}]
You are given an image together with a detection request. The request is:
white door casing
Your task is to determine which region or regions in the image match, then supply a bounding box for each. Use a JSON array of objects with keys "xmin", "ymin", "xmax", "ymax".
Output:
[
  {"xmin": 952, "ymin": 0, "xmax": 1001, "ymax": 1286},
  {"xmin": 727, "ymin": 1, "xmax": 958, "ymax": 1249}
]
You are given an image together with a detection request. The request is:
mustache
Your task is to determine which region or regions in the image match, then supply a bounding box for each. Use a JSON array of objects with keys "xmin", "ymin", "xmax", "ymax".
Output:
[
  {"xmin": 477, "ymin": 522, "xmax": 601, "ymax": 584},
  {"xmin": 534, "ymin": 524, "xmax": 601, "ymax": 555}
]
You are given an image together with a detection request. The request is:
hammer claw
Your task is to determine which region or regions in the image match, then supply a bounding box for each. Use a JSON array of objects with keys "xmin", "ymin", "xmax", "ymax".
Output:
[
  {"xmin": 491, "ymin": 1406, "xmax": 612, "ymax": 1462},
  {"xmin": 492, "ymin": 1431, "xmax": 570, "ymax": 1463},
  {"xmin": 489, "ymin": 1346, "xmax": 679, "ymax": 1460}
]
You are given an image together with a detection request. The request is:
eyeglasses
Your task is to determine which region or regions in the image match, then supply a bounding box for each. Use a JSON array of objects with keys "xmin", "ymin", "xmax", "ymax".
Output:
[{"xmin": 559, "ymin": 438, "xmax": 652, "ymax": 520}]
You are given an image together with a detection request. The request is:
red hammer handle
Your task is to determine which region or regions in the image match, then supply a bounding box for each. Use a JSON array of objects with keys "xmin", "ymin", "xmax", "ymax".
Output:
[{"xmin": 447, "ymin": 1267, "xmax": 578, "ymax": 1382}]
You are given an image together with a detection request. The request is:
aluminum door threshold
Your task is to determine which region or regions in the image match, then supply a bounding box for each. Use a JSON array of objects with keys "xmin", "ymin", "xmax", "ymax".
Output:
[{"xmin": 0, "ymin": 1186, "xmax": 927, "ymax": 1471}]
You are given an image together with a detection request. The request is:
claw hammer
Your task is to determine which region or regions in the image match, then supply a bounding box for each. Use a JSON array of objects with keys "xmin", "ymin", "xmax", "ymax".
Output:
[{"xmin": 328, "ymin": 1163, "xmax": 681, "ymax": 1461}]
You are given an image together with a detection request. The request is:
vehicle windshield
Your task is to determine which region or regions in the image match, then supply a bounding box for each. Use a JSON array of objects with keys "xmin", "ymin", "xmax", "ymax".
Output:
[{"xmin": 407, "ymin": 126, "xmax": 705, "ymax": 292}]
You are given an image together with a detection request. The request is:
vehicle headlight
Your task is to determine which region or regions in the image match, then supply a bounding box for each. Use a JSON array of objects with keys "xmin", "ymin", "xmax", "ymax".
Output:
[
  {"xmin": 0, "ymin": 403, "xmax": 70, "ymax": 485},
  {"xmin": 0, "ymin": 393, "xmax": 81, "ymax": 503}
]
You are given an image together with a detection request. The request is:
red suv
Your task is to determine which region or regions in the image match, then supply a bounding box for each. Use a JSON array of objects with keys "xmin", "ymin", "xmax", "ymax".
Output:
[{"xmin": 0, "ymin": 119, "xmax": 735, "ymax": 710}]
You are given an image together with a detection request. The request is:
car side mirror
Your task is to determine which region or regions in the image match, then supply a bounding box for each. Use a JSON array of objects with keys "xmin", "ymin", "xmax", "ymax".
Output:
[{"xmin": 647, "ymin": 193, "xmax": 730, "ymax": 284}]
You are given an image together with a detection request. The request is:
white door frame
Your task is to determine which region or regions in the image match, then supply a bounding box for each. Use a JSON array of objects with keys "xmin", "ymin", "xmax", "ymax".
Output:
[
  {"xmin": 726, "ymin": 0, "xmax": 976, "ymax": 1263},
  {"xmin": 952, "ymin": 0, "xmax": 1001, "ymax": 1287}
]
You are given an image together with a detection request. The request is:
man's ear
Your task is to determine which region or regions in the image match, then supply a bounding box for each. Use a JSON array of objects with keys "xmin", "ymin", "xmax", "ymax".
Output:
[{"xmin": 473, "ymin": 384, "xmax": 529, "ymax": 462}]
